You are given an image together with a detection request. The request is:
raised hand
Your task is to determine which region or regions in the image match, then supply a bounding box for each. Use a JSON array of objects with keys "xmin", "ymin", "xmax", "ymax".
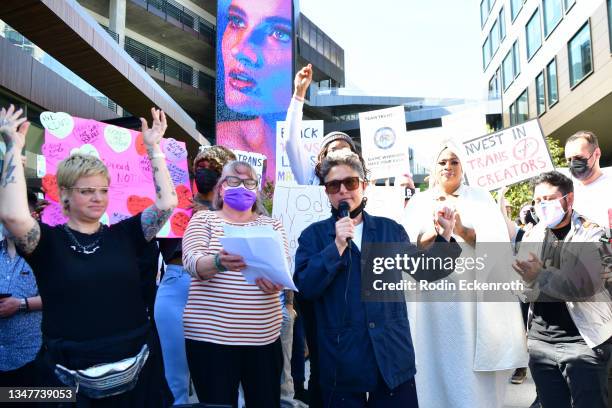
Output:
[
  {"xmin": 140, "ymin": 107, "xmax": 167, "ymax": 148},
  {"xmin": 294, "ymin": 64, "xmax": 313, "ymax": 99},
  {"xmin": 0, "ymin": 105, "xmax": 30, "ymax": 149},
  {"xmin": 434, "ymin": 206, "xmax": 456, "ymax": 242}
]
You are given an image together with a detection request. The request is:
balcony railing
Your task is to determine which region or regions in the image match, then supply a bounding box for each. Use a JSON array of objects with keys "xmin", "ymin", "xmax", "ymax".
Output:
[
  {"xmin": 124, "ymin": 36, "xmax": 214, "ymax": 93},
  {"xmin": 102, "ymin": 26, "xmax": 119, "ymax": 44},
  {"xmin": 137, "ymin": 0, "xmax": 216, "ymax": 45}
]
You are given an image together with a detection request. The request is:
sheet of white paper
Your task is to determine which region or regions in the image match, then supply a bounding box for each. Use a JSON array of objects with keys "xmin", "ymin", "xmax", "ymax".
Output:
[
  {"xmin": 223, "ymin": 224, "xmax": 274, "ymax": 238},
  {"xmin": 220, "ymin": 235, "xmax": 297, "ymax": 291}
]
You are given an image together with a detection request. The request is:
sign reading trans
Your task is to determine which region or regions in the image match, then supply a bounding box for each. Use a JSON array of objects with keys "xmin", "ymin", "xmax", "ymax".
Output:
[
  {"xmin": 359, "ymin": 106, "xmax": 410, "ymax": 180},
  {"xmin": 215, "ymin": 0, "xmax": 294, "ymax": 185},
  {"xmin": 460, "ymin": 119, "xmax": 554, "ymax": 191}
]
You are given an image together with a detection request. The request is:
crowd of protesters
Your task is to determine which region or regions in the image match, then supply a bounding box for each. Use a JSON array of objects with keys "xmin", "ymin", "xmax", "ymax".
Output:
[{"xmin": 0, "ymin": 62, "xmax": 610, "ymax": 408}]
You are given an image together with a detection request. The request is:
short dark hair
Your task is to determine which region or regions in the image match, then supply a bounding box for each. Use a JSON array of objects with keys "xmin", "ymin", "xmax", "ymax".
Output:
[
  {"xmin": 531, "ymin": 171, "xmax": 574, "ymax": 196},
  {"xmin": 566, "ymin": 130, "xmax": 599, "ymax": 149}
]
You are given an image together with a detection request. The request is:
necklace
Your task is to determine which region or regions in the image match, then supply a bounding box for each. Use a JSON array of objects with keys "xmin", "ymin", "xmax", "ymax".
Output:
[{"xmin": 63, "ymin": 224, "xmax": 106, "ymax": 254}]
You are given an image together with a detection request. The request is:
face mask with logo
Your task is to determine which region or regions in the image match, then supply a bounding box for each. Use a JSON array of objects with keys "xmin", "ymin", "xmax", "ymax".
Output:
[
  {"xmin": 223, "ymin": 186, "xmax": 257, "ymax": 211},
  {"xmin": 195, "ymin": 168, "xmax": 220, "ymax": 194},
  {"xmin": 535, "ymin": 195, "xmax": 567, "ymax": 228},
  {"xmin": 568, "ymin": 153, "xmax": 594, "ymax": 180}
]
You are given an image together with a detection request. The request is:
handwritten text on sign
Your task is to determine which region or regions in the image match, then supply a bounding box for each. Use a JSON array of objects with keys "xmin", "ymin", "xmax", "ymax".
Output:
[
  {"xmin": 461, "ymin": 119, "xmax": 554, "ymax": 191},
  {"xmin": 39, "ymin": 112, "xmax": 192, "ymax": 237},
  {"xmin": 275, "ymin": 120, "xmax": 324, "ymax": 185}
]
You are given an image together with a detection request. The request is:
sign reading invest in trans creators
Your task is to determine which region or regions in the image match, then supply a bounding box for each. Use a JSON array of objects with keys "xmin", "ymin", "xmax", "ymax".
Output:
[
  {"xmin": 460, "ymin": 119, "xmax": 554, "ymax": 191},
  {"xmin": 39, "ymin": 112, "xmax": 192, "ymax": 238},
  {"xmin": 359, "ymin": 105, "xmax": 410, "ymax": 180}
]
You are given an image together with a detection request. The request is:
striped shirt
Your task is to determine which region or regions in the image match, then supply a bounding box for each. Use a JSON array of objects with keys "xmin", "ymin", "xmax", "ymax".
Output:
[{"xmin": 182, "ymin": 210, "xmax": 289, "ymax": 345}]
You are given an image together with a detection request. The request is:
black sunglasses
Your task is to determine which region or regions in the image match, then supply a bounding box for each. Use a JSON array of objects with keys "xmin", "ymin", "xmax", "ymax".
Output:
[{"xmin": 324, "ymin": 177, "xmax": 362, "ymax": 194}]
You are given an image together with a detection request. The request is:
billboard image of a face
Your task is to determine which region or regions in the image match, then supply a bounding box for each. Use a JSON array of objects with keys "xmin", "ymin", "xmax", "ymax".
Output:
[{"xmin": 216, "ymin": 0, "xmax": 293, "ymax": 184}]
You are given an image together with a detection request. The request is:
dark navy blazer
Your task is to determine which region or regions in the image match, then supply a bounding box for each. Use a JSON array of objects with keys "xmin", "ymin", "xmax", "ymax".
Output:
[{"xmin": 294, "ymin": 211, "xmax": 460, "ymax": 392}]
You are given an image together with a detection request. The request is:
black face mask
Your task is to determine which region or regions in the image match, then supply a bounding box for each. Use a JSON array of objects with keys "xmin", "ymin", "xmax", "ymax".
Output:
[
  {"xmin": 568, "ymin": 153, "xmax": 594, "ymax": 180},
  {"xmin": 195, "ymin": 168, "xmax": 220, "ymax": 194},
  {"xmin": 331, "ymin": 198, "xmax": 367, "ymax": 219}
]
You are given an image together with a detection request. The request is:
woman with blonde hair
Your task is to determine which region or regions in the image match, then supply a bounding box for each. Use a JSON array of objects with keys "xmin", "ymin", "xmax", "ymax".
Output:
[
  {"xmin": 403, "ymin": 140, "xmax": 528, "ymax": 408},
  {"xmin": 0, "ymin": 105, "xmax": 177, "ymax": 406},
  {"xmin": 182, "ymin": 160, "xmax": 289, "ymax": 407}
]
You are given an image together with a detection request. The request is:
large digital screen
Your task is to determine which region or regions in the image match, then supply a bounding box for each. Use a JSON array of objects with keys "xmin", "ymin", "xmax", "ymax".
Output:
[{"xmin": 215, "ymin": 0, "xmax": 294, "ymax": 185}]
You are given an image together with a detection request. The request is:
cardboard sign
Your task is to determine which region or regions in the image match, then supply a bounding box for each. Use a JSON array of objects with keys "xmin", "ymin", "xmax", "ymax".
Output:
[
  {"xmin": 275, "ymin": 120, "xmax": 324, "ymax": 185},
  {"xmin": 359, "ymin": 106, "xmax": 410, "ymax": 180},
  {"xmin": 460, "ymin": 119, "xmax": 554, "ymax": 190},
  {"xmin": 40, "ymin": 112, "xmax": 192, "ymax": 237},
  {"xmin": 271, "ymin": 185, "xmax": 405, "ymax": 273},
  {"xmin": 232, "ymin": 149, "xmax": 266, "ymax": 189}
]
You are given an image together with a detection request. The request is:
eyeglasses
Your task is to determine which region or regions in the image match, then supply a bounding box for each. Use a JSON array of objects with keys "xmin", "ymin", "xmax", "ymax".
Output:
[
  {"xmin": 68, "ymin": 187, "xmax": 109, "ymax": 196},
  {"xmin": 324, "ymin": 177, "xmax": 362, "ymax": 194},
  {"xmin": 224, "ymin": 176, "xmax": 258, "ymax": 190}
]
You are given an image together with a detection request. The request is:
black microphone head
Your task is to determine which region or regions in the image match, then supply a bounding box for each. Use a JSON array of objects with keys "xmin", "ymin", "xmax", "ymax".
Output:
[{"xmin": 338, "ymin": 201, "xmax": 350, "ymax": 218}]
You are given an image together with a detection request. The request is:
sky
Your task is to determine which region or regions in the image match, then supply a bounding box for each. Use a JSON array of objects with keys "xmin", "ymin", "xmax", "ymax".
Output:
[{"xmin": 299, "ymin": 0, "xmax": 484, "ymax": 100}]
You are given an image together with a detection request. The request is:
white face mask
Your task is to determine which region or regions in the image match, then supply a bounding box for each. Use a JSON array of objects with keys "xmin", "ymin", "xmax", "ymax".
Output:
[{"xmin": 535, "ymin": 194, "xmax": 567, "ymax": 228}]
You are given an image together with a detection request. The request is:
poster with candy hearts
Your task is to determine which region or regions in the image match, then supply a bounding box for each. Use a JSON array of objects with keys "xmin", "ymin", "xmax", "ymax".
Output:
[{"xmin": 39, "ymin": 112, "xmax": 192, "ymax": 238}]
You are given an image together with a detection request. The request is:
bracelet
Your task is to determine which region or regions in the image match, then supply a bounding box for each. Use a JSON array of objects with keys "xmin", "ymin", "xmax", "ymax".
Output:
[
  {"xmin": 148, "ymin": 152, "xmax": 166, "ymax": 160},
  {"xmin": 24, "ymin": 297, "xmax": 29, "ymax": 312},
  {"xmin": 214, "ymin": 252, "xmax": 227, "ymax": 272},
  {"xmin": 293, "ymin": 94, "xmax": 304, "ymax": 102}
]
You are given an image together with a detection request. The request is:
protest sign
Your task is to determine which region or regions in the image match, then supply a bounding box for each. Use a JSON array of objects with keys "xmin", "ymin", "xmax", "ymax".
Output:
[
  {"xmin": 460, "ymin": 119, "xmax": 554, "ymax": 191},
  {"xmin": 359, "ymin": 106, "xmax": 410, "ymax": 180},
  {"xmin": 272, "ymin": 185, "xmax": 404, "ymax": 273},
  {"xmin": 39, "ymin": 112, "xmax": 192, "ymax": 238},
  {"xmin": 275, "ymin": 120, "xmax": 324, "ymax": 185},
  {"xmin": 232, "ymin": 149, "xmax": 266, "ymax": 188}
]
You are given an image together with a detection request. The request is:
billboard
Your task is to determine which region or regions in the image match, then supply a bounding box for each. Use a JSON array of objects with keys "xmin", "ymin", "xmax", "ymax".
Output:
[{"xmin": 216, "ymin": 0, "xmax": 294, "ymax": 185}]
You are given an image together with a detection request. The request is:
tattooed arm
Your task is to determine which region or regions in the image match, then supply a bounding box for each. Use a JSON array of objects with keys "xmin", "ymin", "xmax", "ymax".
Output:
[
  {"xmin": 140, "ymin": 108, "xmax": 178, "ymax": 241},
  {"xmin": 0, "ymin": 105, "xmax": 40, "ymax": 254}
]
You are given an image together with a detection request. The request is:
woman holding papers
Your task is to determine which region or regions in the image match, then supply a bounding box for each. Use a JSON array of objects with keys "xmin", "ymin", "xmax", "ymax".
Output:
[
  {"xmin": 182, "ymin": 160, "xmax": 290, "ymax": 408},
  {"xmin": 403, "ymin": 141, "xmax": 528, "ymax": 408},
  {"xmin": 294, "ymin": 150, "xmax": 460, "ymax": 407}
]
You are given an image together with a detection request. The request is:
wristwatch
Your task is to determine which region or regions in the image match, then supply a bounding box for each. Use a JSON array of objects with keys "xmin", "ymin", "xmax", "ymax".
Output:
[{"xmin": 19, "ymin": 298, "xmax": 28, "ymax": 312}]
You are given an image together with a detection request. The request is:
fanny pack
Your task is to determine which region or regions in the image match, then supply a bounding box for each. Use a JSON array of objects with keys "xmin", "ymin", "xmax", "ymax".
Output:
[{"xmin": 54, "ymin": 343, "xmax": 149, "ymax": 399}]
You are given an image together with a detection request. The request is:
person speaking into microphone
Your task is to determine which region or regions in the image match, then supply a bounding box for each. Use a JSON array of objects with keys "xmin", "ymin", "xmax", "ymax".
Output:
[{"xmin": 294, "ymin": 151, "xmax": 461, "ymax": 407}]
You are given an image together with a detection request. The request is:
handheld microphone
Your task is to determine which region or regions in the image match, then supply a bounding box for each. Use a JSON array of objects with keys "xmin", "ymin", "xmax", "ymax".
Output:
[{"xmin": 338, "ymin": 201, "xmax": 351, "ymax": 244}]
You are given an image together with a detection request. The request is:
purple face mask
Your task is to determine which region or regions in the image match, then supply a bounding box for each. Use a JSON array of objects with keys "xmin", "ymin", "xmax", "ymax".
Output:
[{"xmin": 223, "ymin": 186, "xmax": 257, "ymax": 211}]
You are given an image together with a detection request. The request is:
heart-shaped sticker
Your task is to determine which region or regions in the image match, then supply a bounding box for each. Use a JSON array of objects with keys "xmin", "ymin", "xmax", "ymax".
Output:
[
  {"xmin": 163, "ymin": 138, "xmax": 187, "ymax": 161},
  {"xmin": 135, "ymin": 133, "xmax": 147, "ymax": 156},
  {"xmin": 104, "ymin": 125, "xmax": 132, "ymax": 153},
  {"xmin": 170, "ymin": 211, "xmax": 190, "ymax": 237},
  {"xmin": 70, "ymin": 144, "xmax": 100, "ymax": 158},
  {"xmin": 176, "ymin": 185, "xmax": 193, "ymax": 209},
  {"xmin": 126, "ymin": 195, "xmax": 154, "ymax": 215},
  {"xmin": 42, "ymin": 174, "xmax": 59, "ymax": 203},
  {"xmin": 40, "ymin": 112, "xmax": 74, "ymax": 139}
]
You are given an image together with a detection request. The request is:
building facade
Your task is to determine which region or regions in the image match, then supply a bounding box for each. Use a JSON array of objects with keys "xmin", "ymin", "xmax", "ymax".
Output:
[{"xmin": 481, "ymin": 0, "xmax": 612, "ymax": 164}]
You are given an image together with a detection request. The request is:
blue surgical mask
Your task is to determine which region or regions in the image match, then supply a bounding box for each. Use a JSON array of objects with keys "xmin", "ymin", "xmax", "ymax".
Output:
[{"xmin": 535, "ymin": 195, "xmax": 567, "ymax": 228}]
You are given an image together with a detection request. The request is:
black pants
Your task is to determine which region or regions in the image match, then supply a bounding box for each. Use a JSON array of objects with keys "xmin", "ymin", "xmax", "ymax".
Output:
[
  {"xmin": 297, "ymin": 295, "xmax": 324, "ymax": 408},
  {"xmin": 0, "ymin": 360, "xmax": 38, "ymax": 387},
  {"xmin": 186, "ymin": 338, "xmax": 282, "ymax": 408}
]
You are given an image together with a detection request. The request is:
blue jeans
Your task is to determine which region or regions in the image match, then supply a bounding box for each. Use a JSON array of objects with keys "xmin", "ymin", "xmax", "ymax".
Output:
[
  {"xmin": 154, "ymin": 265, "xmax": 191, "ymax": 405},
  {"xmin": 528, "ymin": 338, "xmax": 612, "ymax": 408}
]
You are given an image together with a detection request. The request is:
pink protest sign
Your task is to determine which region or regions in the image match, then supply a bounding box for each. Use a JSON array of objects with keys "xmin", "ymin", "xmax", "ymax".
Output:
[{"xmin": 39, "ymin": 112, "xmax": 193, "ymax": 237}]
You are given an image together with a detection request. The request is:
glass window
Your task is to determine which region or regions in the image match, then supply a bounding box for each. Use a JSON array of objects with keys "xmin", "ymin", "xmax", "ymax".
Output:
[
  {"xmin": 608, "ymin": 0, "xmax": 612, "ymax": 53},
  {"xmin": 483, "ymin": 35, "xmax": 492, "ymax": 69},
  {"xmin": 509, "ymin": 102, "xmax": 516, "ymax": 126},
  {"xmin": 511, "ymin": 0, "xmax": 522, "ymax": 21},
  {"xmin": 491, "ymin": 20, "xmax": 500, "ymax": 55},
  {"xmin": 546, "ymin": 59, "xmax": 559, "ymax": 106},
  {"xmin": 513, "ymin": 41, "xmax": 521, "ymax": 77},
  {"xmin": 536, "ymin": 72, "xmax": 546, "ymax": 115},
  {"xmin": 516, "ymin": 89, "xmax": 529, "ymax": 124},
  {"xmin": 526, "ymin": 9, "xmax": 542, "ymax": 60},
  {"xmin": 481, "ymin": 0, "xmax": 488, "ymax": 27},
  {"xmin": 488, "ymin": 69, "xmax": 501, "ymax": 100},
  {"xmin": 564, "ymin": 0, "xmax": 576, "ymax": 12},
  {"xmin": 568, "ymin": 22, "xmax": 592, "ymax": 88},
  {"xmin": 488, "ymin": 0, "xmax": 494, "ymax": 13},
  {"xmin": 502, "ymin": 49, "xmax": 514, "ymax": 90},
  {"xmin": 543, "ymin": 0, "xmax": 563, "ymax": 37},
  {"xmin": 499, "ymin": 8, "xmax": 506, "ymax": 40}
]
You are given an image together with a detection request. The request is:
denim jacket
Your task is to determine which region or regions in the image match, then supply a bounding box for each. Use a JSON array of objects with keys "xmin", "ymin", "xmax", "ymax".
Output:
[{"xmin": 294, "ymin": 211, "xmax": 460, "ymax": 392}]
